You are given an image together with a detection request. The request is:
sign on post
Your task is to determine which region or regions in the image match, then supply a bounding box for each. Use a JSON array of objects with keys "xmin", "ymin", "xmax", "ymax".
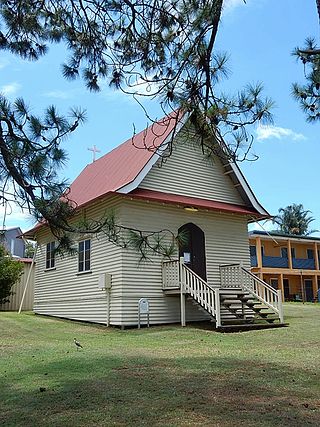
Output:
[{"xmin": 138, "ymin": 298, "xmax": 150, "ymax": 328}]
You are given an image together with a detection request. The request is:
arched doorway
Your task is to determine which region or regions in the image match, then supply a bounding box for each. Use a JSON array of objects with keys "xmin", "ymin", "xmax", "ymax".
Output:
[{"xmin": 178, "ymin": 223, "xmax": 207, "ymax": 281}]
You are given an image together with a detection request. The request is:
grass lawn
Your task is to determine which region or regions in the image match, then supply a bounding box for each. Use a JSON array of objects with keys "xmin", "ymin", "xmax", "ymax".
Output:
[{"xmin": 1, "ymin": 303, "xmax": 320, "ymax": 427}]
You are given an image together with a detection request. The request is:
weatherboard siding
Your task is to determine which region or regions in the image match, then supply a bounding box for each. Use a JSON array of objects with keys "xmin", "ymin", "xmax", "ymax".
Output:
[
  {"xmin": 118, "ymin": 199, "xmax": 250, "ymax": 326},
  {"xmin": 139, "ymin": 130, "xmax": 244, "ymax": 206},
  {"xmin": 33, "ymin": 195, "xmax": 251, "ymax": 327},
  {"xmin": 0, "ymin": 262, "xmax": 35, "ymax": 311},
  {"xmin": 33, "ymin": 197, "xmax": 124, "ymax": 325}
]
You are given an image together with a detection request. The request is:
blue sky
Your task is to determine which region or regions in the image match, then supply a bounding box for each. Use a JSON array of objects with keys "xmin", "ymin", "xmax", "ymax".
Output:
[{"xmin": 0, "ymin": 0, "xmax": 319, "ymax": 235}]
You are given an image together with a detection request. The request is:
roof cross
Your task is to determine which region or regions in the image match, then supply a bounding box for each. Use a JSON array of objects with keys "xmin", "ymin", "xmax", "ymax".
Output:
[{"xmin": 87, "ymin": 145, "xmax": 101, "ymax": 162}]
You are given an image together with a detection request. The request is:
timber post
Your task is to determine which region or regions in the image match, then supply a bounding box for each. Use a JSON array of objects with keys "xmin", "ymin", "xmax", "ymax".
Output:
[
  {"xmin": 179, "ymin": 257, "xmax": 186, "ymax": 327},
  {"xmin": 277, "ymin": 289, "xmax": 284, "ymax": 323}
]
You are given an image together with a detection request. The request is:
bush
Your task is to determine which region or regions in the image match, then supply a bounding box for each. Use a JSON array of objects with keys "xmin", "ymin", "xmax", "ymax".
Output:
[{"xmin": 0, "ymin": 245, "xmax": 24, "ymax": 304}]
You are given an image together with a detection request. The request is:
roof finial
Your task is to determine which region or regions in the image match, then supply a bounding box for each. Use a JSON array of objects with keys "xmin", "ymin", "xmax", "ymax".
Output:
[{"xmin": 87, "ymin": 145, "xmax": 101, "ymax": 162}]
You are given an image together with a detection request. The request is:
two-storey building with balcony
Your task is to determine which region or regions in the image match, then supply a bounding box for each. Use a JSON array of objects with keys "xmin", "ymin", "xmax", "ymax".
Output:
[{"xmin": 249, "ymin": 230, "xmax": 320, "ymax": 302}]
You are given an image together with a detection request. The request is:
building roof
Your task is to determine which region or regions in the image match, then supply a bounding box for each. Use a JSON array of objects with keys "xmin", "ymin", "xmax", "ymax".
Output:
[
  {"xmin": 17, "ymin": 257, "xmax": 34, "ymax": 263},
  {"xmin": 0, "ymin": 227, "xmax": 23, "ymax": 233},
  {"xmin": 249, "ymin": 230, "xmax": 320, "ymax": 243},
  {"xmin": 65, "ymin": 110, "xmax": 268, "ymax": 215},
  {"xmin": 66, "ymin": 110, "xmax": 183, "ymax": 208},
  {"xmin": 25, "ymin": 111, "xmax": 270, "ymax": 238}
]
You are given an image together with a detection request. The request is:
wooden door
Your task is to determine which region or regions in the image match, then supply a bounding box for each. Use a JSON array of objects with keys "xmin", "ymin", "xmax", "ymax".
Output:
[
  {"xmin": 304, "ymin": 279, "xmax": 313, "ymax": 302},
  {"xmin": 179, "ymin": 223, "xmax": 207, "ymax": 281},
  {"xmin": 283, "ymin": 279, "xmax": 290, "ymax": 300}
]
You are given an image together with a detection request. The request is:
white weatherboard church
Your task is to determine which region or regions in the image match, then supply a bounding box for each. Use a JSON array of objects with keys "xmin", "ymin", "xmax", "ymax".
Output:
[{"xmin": 25, "ymin": 112, "xmax": 284, "ymax": 330}]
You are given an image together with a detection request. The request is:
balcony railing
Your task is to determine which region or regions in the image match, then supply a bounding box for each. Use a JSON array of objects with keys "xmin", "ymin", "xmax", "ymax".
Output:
[
  {"xmin": 250, "ymin": 255, "xmax": 316, "ymax": 270},
  {"xmin": 292, "ymin": 258, "xmax": 315, "ymax": 269},
  {"xmin": 250, "ymin": 255, "xmax": 257, "ymax": 267},
  {"xmin": 263, "ymin": 256, "xmax": 289, "ymax": 268}
]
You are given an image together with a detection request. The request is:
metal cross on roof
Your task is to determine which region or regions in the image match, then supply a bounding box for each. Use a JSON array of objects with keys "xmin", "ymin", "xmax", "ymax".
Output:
[{"xmin": 87, "ymin": 145, "xmax": 101, "ymax": 162}]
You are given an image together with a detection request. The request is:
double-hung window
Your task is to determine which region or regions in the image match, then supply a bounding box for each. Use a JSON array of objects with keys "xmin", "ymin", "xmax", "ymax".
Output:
[
  {"xmin": 78, "ymin": 239, "xmax": 91, "ymax": 272},
  {"xmin": 46, "ymin": 241, "xmax": 55, "ymax": 269}
]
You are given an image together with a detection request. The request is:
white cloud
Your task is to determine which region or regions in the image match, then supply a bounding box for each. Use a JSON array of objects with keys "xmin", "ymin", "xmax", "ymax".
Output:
[
  {"xmin": 129, "ymin": 77, "xmax": 159, "ymax": 96},
  {"xmin": 0, "ymin": 203, "xmax": 33, "ymax": 231},
  {"xmin": 249, "ymin": 219, "xmax": 275, "ymax": 233},
  {"xmin": 0, "ymin": 82, "xmax": 21, "ymax": 98},
  {"xmin": 0, "ymin": 58, "xmax": 9, "ymax": 69},
  {"xmin": 256, "ymin": 125, "xmax": 306, "ymax": 142},
  {"xmin": 100, "ymin": 86, "xmax": 133, "ymax": 105},
  {"xmin": 42, "ymin": 90, "xmax": 74, "ymax": 100},
  {"xmin": 223, "ymin": 0, "xmax": 247, "ymax": 14},
  {"xmin": 99, "ymin": 77, "xmax": 159, "ymax": 105},
  {"xmin": 223, "ymin": 0, "xmax": 266, "ymax": 15}
]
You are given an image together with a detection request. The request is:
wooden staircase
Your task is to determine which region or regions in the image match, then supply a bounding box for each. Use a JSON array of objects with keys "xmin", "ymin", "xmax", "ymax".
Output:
[
  {"xmin": 217, "ymin": 288, "xmax": 286, "ymax": 331},
  {"xmin": 162, "ymin": 259, "xmax": 286, "ymax": 331}
]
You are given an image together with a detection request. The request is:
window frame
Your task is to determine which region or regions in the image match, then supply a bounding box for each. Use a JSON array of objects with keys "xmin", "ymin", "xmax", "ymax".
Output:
[
  {"xmin": 249, "ymin": 245, "xmax": 257, "ymax": 257},
  {"xmin": 46, "ymin": 241, "xmax": 55, "ymax": 269},
  {"xmin": 78, "ymin": 239, "xmax": 91, "ymax": 273},
  {"xmin": 307, "ymin": 248, "xmax": 314, "ymax": 260},
  {"xmin": 270, "ymin": 278, "xmax": 278, "ymax": 289}
]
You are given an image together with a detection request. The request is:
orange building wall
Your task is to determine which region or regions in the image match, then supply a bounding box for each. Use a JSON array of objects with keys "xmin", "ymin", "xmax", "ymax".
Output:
[{"xmin": 292, "ymin": 243, "xmax": 314, "ymax": 259}]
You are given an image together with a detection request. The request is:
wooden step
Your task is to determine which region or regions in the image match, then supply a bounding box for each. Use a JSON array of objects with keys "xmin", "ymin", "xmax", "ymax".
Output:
[
  {"xmin": 239, "ymin": 294, "xmax": 254, "ymax": 300},
  {"xmin": 220, "ymin": 299, "xmax": 247, "ymax": 305},
  {"xmin": 221, "ymin": 308, "xmax": 255, "ymax": 314},
  {"xmin": 221, "ymin": 311, "xmax": 255, "ymax": 316},
  {"xmin": 220, "ymin": 295, "xmax": 251, "ymax": 301},
  {"xmin": 245, "ymin": 301, "xmax": 262, "ymax": 306},
  {"xmin": 250, "ymin": 306, "xmax": 270, "ymax": 310},
  {"xmin": 220, "ymin": 309, "xmax": 255, "ymax": 314}
]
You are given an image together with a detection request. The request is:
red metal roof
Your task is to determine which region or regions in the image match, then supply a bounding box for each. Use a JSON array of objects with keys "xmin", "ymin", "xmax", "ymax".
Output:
[
  {"xmin": 24, "ymin": 110, "xmax": 269, "ymax": 238},
  {"xmin": 126, "ymin": 189, "xmax": 264, "ymax": 218},
  {"xmin": 18, "ymin": 257, "xmax": 34, "ymax": 263},
  {"xmin": 66, "ymin": 110, "xmax": 182, "ymax": 208}
]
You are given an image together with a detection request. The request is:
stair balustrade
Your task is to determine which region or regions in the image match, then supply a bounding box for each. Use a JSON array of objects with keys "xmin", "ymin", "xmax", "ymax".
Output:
[
  {"xmin": 162, "ymin": 259, "xmax": 221, "ymax": 326},
  {"xmin": 162, "ymin": 260, "xmax": 284, "ymax": 327},
  {"xmin": 220, "ymin": 264, "xmax": 284, "ymax": 323},
  {"xmin": 162, "ymin": 260, "xmax": 180, "ymax": 289}
]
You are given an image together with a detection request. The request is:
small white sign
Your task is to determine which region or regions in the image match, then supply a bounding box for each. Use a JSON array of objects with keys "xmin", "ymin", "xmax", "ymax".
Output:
[
  {"xmin": 98, "ymin": 273, "xmax": 112, "ymax": 290},
  {"xmin": 183, "ymin": 252, "xmax": 191, "ymax": 264},
  {"xmin": 98, "ymin": 273, "xmax": 105, "ymax": 290},
  {"xmin": 138, "ymin": 298, "xmax": 149, "ymax": 314}
]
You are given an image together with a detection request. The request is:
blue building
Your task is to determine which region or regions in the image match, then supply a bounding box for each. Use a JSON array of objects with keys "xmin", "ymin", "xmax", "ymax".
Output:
[{"xmin": 0, "ymin": 227, "xmax": 25, "ymax": 258}]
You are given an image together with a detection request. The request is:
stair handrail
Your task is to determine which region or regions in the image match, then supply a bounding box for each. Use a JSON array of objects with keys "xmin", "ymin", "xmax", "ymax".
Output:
[
  {"xmin": 163, "ymin": 259, "xmax": 216, "ymax": 291},
  {"xmin": 180, "ymin": 260, "xmax": 221, "ymax": 326},
  {"xmin": 181, "ymin": 263, "xmax": 215, "ymax": 291},
  {"xmin": 162, "ymin": 258, "xmax": 221, "ymax": 327},
  {"xmin": 240, "ymin": 266, "xmax": 281, "ymax": 318},
  {"xmin": 240, "ymin": 266, "xmax": 278, "ymax": 294}
]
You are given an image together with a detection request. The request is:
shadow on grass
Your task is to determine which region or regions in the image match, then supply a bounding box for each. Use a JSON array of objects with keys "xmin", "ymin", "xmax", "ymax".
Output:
[{"xmin": 1, "ymin": 354, "xmax": 319, "ymax": 427}]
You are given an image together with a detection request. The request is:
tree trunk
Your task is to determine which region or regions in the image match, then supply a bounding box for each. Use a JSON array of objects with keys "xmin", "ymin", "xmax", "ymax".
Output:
[{"xmin": 316, "ymin": 0, "xmax": 320, "ymax": 23}]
